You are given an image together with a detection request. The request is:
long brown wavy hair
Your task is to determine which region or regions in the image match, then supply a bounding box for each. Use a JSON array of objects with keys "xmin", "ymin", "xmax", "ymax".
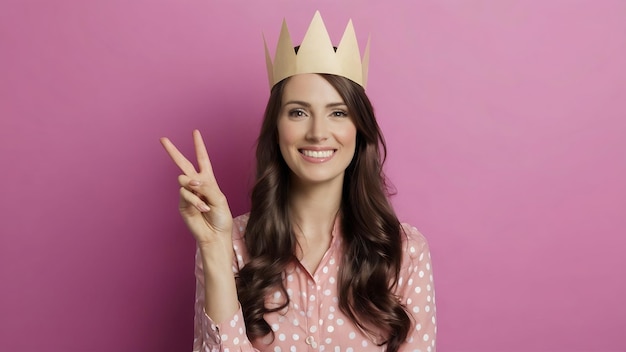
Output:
[{"xmin": 236, "ymin": 74, "xmax": 411, "ymax": 351}]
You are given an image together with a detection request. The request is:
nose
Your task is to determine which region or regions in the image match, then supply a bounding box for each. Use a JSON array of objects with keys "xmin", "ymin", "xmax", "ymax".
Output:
[{"xmin": 305, "ymin": 115, "xmax": 329, "ymax": 142}]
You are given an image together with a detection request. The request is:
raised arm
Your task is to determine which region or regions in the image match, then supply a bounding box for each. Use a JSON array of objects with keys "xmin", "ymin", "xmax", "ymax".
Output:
[{"xmin": 160, "ymin": 129, "xmax": 238, "ymax": 323}]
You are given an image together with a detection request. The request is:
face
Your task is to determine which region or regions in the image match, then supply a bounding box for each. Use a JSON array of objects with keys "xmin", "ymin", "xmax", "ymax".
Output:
[{"xmin": 277, "ymin": 74, "xmax": 357, "ymax": 188}]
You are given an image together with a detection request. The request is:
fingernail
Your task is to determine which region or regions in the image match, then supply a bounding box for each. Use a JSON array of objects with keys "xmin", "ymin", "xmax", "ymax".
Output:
[
  {"xmin": 189, "ymin": 180, "xmax": 201, "ymax": 186},
  {"xmin": 197, "ymin": 203, "xmax": 210, "ymax": 212}
]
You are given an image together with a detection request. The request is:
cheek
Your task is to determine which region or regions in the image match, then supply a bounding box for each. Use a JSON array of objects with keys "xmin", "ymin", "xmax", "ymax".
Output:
[
  {"xmin": 337, "ymin": 124, "xmax": 358, "ymax": 148},
  {"xmin": 277, "ymin": 121, "xmax": 297, "ymax": 152}
]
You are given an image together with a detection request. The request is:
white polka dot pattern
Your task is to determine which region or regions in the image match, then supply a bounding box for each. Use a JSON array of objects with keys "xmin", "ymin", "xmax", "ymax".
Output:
[{"xmin": 192, "ymin": 214, "xmax": 436, "ymax": 351}]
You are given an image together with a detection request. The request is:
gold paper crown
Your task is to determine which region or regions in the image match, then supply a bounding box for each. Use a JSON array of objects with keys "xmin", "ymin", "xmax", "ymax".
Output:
[{"xmin": 264, "ymin": 11, "xmax": 370, "ymax": 88}]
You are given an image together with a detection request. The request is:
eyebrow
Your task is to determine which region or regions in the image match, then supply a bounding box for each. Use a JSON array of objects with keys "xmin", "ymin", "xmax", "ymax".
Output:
[{"xmin": 283, "ymin": 100, "xmax": 347, "ymax": 108}]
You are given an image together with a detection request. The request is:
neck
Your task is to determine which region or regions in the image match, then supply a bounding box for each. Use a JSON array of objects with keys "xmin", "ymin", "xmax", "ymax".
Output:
[{"xmin": 289, "ymin": 178, "xmax": 343, "ymax": 240}]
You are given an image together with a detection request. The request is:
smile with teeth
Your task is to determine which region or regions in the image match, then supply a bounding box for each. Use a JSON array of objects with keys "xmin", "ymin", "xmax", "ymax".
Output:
[{"xmin": 300, "ymin": 149, "xmax": 335, "ymax": 158}]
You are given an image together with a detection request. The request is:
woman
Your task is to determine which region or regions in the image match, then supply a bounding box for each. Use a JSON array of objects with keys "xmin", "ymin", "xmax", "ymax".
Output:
[{"xmin": 161, "ymin": 12, "xmax": 436, "ymax": 352}]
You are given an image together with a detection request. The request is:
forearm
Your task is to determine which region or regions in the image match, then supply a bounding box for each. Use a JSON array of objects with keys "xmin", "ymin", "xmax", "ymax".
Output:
[{"xmin": 199, "ymin": 240, "xmax": 239, "ymax": 324}]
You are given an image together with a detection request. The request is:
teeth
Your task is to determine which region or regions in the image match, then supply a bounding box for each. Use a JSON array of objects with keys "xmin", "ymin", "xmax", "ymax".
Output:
[{"xmin": 302, "ymin": 150, "xmax": 334, "ymax": 158}]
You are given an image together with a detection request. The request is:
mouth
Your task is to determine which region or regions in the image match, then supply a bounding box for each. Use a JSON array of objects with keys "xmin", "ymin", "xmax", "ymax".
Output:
[{"xmin": 299, "ymin": 149, "xmax": 336, "ymax": 159}]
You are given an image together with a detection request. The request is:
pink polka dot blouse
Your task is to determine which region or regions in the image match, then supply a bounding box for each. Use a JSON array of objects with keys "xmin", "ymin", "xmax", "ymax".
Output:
[{"xmin": 193, "ymin": 214, "xmax": 436, "ymax": 352}]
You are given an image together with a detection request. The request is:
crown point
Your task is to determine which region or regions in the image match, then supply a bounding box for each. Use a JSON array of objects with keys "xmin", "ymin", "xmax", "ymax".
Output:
[
  {"xmin": 336, "ymin": 19, "xmax": 363, "ymax": 85},
  {"xmin": 362, "ymin": 35, "xmax": 371, "ymax": 88},
  {"xmin": 273, "ymin": 17, "xmax": 297, "ymax": 84},
  {"xmin": 298, "ymin": 11, "xmax": 337, "ymax": 75},
  {"xmin": 263, "ymin": 34, "xmax": 274, "ymax": 88}
]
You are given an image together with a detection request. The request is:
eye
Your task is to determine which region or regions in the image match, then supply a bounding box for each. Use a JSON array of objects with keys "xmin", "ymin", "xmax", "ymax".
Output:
[
  {"xmin": 288, "ymin": 109, "xmax": 307, "ymax": 118},
  {"xmin": 331, "ymin": 110, "xmax": 349, "ymax": 117}
]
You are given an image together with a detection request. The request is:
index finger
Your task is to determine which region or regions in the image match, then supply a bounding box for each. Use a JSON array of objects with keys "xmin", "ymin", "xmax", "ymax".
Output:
[{"xmin": 160, "ymin": 136, "xmax": 198, "ymax": 176}]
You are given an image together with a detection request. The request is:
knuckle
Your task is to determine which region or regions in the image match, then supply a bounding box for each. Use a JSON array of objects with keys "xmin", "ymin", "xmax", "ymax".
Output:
[
  {"xmin": 179, "ymin": 187, "xmax": 192, "ymax": 198},
  {"xmin": 214, "ymin": 192, "xmax": 228, "ymax": 204},
  {"xmin": 196, "ymin": 179, "xmax": 215, "ymax": 192}
]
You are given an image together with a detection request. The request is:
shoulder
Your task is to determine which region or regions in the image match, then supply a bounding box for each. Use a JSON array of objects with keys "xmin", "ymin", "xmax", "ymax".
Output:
[
  {"xmin": 395, "ymin": 223, "xmax": 435, "ymax": 297},
  {"xmin": 231, "ymin": 213, "xmax": 251, "ymax": 268},
  {"xmin": 399, "ymin": 222, "xmax": 432, "ymax": 263},
  {"xmin": 232, "ymin": 213, "xmax": 250, "ymax": 240}
]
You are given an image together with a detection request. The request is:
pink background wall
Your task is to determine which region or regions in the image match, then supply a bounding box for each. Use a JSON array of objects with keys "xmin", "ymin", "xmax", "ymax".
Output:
[{"xmin": 1, "ymin": 1, "xmax": 624, "ymax": 351}]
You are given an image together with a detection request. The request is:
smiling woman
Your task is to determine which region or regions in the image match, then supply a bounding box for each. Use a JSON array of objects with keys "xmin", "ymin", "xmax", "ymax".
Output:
[
  {"xmin": 160, "ymin": 11, "xmax": 436, "ymax": 352},
  {"xmin": 277, "ymin": 74, "xmax": 357, "ymax": 188}
]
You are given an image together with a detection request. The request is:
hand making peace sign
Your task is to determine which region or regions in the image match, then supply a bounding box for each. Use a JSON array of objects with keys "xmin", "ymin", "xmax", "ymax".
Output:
[{"xmin": 160, "ymin": 130, "xmax": 233, "ymax": 248}]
